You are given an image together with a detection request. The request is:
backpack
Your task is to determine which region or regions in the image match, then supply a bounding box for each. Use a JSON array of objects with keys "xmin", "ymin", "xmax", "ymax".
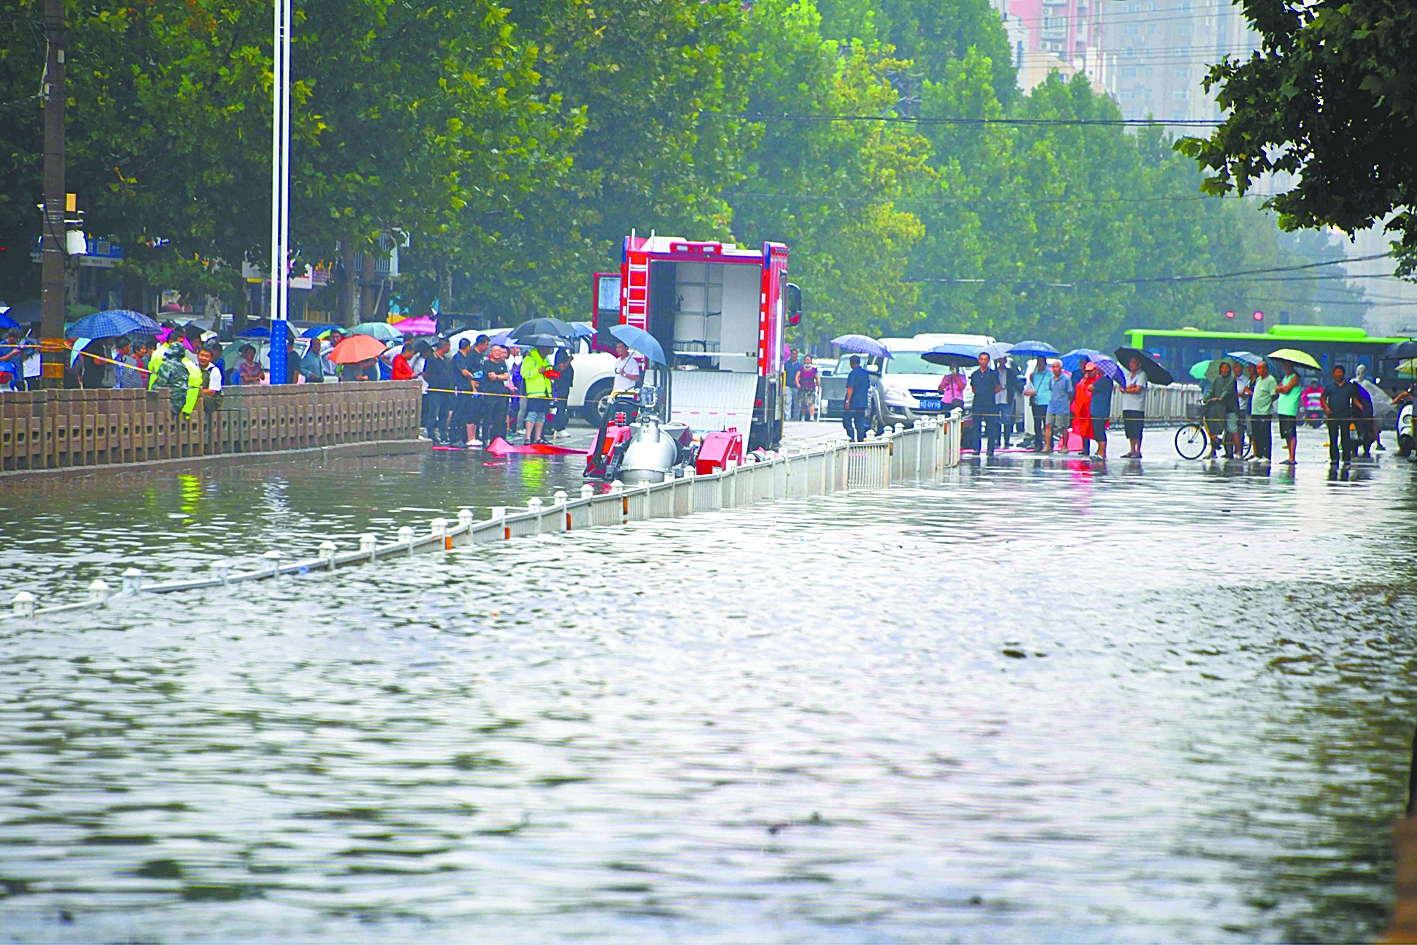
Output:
[{"xmin": 158, "ymin": 352, "xmax": 192, "ymax": 413}]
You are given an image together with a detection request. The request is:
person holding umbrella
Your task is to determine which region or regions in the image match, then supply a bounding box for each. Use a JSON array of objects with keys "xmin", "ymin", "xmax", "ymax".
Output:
[
  {"xmin": 1119, "ymin": 355, "xmax": 1148, "ymax": 459},
  {"xmin": 1088, "ymin": 362, "xmax": 1114, "ymax": 460},
  {"xmin": 611, "ymin": 340, "xmax": 643, "ymax": 397},
  {"xmin": 1275, "ymin": 360, "xmax": 1302, "ymax": 464},
  {"xmin": 842, "ymin": 355, "xmax": 871, "ymax": 443},
  {"xmin": 938, "ymin": 364, "xmax": 967, "ymax": 415},
  {"xmin": 1071, "ymin": 363, "xmax": 1096, "ymax": 456},
  {"xmin": 969, "ymin": 351, "xmax": 1002, "ymax": 455}
]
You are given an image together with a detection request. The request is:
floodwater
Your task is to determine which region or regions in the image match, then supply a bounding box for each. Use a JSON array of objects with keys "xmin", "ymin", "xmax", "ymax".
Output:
[{"xmin": 2, "ymin": 429, "xmax": 1417, "ymax": 941}]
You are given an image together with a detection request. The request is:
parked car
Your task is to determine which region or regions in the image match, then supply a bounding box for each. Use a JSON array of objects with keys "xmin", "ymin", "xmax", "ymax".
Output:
[{"xmin": 821, "ymin": 333, "xmax": 993, "ymax": 430}]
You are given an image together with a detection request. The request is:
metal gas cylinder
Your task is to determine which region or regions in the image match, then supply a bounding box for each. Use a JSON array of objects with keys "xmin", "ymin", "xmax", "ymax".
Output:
[{"xmin": 618, "ymin": 416, "xmax": 679, "ymax": 483}]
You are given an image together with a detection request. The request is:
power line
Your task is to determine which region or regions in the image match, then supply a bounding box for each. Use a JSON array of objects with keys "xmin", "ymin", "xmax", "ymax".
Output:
[
  {"xmin": 740, "ymin": 113, "xmax": 1224, "ymax": 127},
  {"xmin": 905, "ymin": 252, "xmax": 1394, "ymax": 288},
  {"xmin": 726, "ymin": 191, "xmax": 1281, "ymax": 205}
]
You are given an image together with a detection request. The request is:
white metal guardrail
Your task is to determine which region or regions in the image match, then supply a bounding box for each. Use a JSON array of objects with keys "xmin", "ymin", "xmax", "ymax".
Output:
[{"xmin": 2, "ymin": 416, "xmax": 962, "ymax": 621}]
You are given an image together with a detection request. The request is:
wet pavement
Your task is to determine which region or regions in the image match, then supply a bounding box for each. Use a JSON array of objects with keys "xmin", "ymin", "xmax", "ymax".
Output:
[{"xmin": 1, "ymin": 427, "xmax": 1416, "ymax": 940}]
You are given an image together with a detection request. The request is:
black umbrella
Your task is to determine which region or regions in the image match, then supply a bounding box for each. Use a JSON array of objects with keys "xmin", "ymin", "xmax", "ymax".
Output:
[
  {"xmin": 514, "ymin": 333, "xmax": 569, "ymax": 349},
  {"xmin": 1113, "ymin": 346, "xmax": 1175, "ymax": 386},
  {"xmin": 511, "ymin": 317, "xmax": 575, "ymax": 340},
  {"xmin": 1381, "ymin": 340, "xmax": 1417, "ymax": 361}
]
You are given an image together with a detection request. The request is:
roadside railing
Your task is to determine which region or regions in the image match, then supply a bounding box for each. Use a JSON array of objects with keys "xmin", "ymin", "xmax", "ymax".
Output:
[
  {"xmin": 0, "ymin": 415, "xmax": 963, "ymax": 621},
  {"xmin": 0, "ymin": 381, "xmax": 422, "ymax": 472}
]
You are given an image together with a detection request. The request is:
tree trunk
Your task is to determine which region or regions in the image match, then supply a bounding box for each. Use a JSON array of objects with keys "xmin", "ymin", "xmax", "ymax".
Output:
[{"xmin": 359, "ymin": 253, "xmax": 377, "ymax": 322}]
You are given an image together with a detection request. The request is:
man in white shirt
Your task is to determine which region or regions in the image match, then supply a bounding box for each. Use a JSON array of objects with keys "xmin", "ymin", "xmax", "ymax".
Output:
[
  {"xmin": 612, "ymin": 341, "xmax": 642, "ymax": 392},
  {"xmin": 1120, "ymin": 356, "xmax": 1148, "ymax": 458},
  {"xmin": 197, "ymin": 345, "xmax": 224, "ymax": 413}
]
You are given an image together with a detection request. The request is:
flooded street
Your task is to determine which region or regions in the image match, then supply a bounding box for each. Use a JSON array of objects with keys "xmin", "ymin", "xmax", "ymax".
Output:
[{"xmin": 3, "ymin": 428, "xmax": 1417, "ymax": 941}]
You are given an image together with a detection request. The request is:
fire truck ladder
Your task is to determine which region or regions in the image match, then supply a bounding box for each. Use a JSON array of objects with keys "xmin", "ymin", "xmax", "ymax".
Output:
[{"xmin": 624, "ymin": 257, "xmax": 650, "ymax": 330}]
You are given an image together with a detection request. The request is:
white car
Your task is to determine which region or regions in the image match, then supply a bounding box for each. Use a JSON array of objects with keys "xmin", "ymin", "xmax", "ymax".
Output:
[{"xmin": 874, "ymin": 333, "xmax": 996, "ymax": 429}]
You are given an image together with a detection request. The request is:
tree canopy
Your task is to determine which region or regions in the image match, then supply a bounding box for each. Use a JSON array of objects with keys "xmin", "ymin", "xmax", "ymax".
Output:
[
  {"xmin": 0, "ymin": 0, "xmax": 1372, "ymax": 344},
  {"xmin": 1176, "ymin": 0, "xmax": 1417, "ymax": 276}
]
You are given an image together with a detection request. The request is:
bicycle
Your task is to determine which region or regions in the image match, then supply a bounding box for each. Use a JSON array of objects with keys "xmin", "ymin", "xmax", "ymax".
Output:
[{"xmin": 1175, "ymin": 403, "xmax": 1255, "ymax": 460}]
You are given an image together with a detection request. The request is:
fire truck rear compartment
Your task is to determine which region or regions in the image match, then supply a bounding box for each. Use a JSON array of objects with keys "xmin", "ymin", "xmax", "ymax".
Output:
[{"xmin": 647, "ymin": 261, "xmax": 761, "ymax": 372}]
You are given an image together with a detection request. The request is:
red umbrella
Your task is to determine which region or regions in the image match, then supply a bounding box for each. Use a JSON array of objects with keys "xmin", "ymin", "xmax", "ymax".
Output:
[{"xmin": 329, "ymin": 334, "xmax": 387, "ymax": 364}]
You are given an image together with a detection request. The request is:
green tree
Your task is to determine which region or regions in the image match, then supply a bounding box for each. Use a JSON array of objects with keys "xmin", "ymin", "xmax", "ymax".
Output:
[
  {"xmin": 730, "ymin": 0, "xmax": 930, "ymax": 343},
  {"xmin": 1176, "ymin": 0, "xmax": 1417, "ymax": 276}
]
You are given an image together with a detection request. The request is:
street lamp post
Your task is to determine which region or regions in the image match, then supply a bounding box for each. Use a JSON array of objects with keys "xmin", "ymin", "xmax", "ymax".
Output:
[
  {"xmin": 269, "ymin": 0, "xmax": 292, "ymax": 383},
  {"xmin": 38, "ymin": 0, "xmax": 66, "ymax": 388}
]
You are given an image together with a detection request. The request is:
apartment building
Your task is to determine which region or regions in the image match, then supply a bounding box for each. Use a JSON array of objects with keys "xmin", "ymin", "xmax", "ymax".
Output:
[
  {"xmin": 1002, "ymin": 0, "xmax": 1112, "ymax": 95},
  {"xmin": 1106, "ymin": 0, "xmax": 1261, "ymax": 129}
]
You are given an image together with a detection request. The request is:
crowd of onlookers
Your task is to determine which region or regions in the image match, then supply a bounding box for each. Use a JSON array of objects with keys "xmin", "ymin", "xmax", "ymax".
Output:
[
  {"xmin": 0, "ymin": 321, "xmax": 585, "ymax": 447},
  {"xmin": 404, "ymin": 334, "xmax": 577, "ymax": 448}
]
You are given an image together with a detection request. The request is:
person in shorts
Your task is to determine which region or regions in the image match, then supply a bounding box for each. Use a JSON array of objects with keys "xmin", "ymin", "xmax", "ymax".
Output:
[
  {"xmin": 1119, "ymin": 355, "xmax": 1148, "ymax": 458},
  {"xmin": 1249, "ymin": 359, "xmax": 1278, "ymax": 463},
  {"xmin": 1044, "ymin": 359, "xmax": 1074, "ymax": 453},
  {"xmin": 1275, "ymin": 362, "xmax": 1301, "ymax": 464}
]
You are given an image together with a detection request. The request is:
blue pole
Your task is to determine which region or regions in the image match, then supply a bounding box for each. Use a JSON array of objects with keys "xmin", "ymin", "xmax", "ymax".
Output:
[{"xmin": 270, "ymin": 318, "xmax": 289, "ymax": 383}]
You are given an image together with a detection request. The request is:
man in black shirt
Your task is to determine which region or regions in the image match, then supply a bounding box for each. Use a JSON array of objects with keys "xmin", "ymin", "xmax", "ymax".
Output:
[
  {"xmin": 969, "ymin": 351, "xmax": 1002, "ymax": 456},
  {"xmin": 422, "ymin": 338, "xmax": 455, "ymax": 444},
  {"xmin": 449, "ymin": 335, "xmax": 490, "ymax": 447},
  {"xmin": 1321, "ymin": 364, "xmax": 1357, "ymax": 466}
]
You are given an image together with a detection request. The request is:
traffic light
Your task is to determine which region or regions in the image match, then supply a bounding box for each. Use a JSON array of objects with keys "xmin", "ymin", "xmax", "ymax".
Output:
[
  {"xmin": 1253, "ymin": 310, "xmax": 1263, "ymax": 321},
  {"xmin": 1225, "ymin": 310, "xmax": 1236, "ymax": 320},
  {"xmin": 1253, "ymin": 310, "xmax": 1263, "ymax": 333}
]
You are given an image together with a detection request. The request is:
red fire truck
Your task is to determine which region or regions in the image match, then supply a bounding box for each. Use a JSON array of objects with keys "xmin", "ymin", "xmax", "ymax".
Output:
[{"xmin": 592, "ymin": 234, "xmax": 801, "ymax": 450}]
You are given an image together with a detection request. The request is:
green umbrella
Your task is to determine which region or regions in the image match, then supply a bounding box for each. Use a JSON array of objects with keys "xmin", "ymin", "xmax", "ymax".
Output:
[
  {"xmin": 347, "ymin": 322, "xmax": 403, "ymax": 342},
  {"xmin": 1188, "ymin": 360, "xmax": 1211, "ymax": 380}
]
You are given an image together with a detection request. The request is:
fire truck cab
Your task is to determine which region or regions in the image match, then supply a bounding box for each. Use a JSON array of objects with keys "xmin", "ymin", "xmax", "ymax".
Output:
[{"xmin": 606, "ymin": 234, "xmax": 799, "ymax": 450}]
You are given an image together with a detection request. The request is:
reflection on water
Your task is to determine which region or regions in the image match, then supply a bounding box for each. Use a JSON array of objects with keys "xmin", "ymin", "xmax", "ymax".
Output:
[
  {"xmin": 1, "ymin": 435, "xmax": 1417, "ymax": 940},
  {"xmin": 0, "ymin": 451, "xmax": 592, "ymax": 598}
]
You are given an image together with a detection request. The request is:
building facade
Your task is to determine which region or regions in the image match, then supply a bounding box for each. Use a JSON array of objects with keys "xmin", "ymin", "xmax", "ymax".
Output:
[{"xmin": 1105, "ymin": 0, "xmax": 1261, "ymax": 130}]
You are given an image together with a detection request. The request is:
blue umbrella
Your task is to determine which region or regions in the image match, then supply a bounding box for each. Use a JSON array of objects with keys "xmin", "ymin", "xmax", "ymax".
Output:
[
  {"xmin": 489, "ymin": 329, "xmax": 515, "ymax": 347},
  {"xmin": 66, "ymin": 309, "xmax": 158, "ymax": 339},
  {"xmin": 569, "ymin": 322, "xmax": 596, "ymax": 339},
  {"xmin": 609, "ymin": 324, "xmax": 666, "ymax": 365},
  {"xmin": 831, "ymin": 334, "xmax": 893, "ymax": 359},
  {"xmin": 5, "ymin": 299, "xmax": 41, "ymax": 325},
  {"xmin": 1008, "ymin": 340, "xmax": 1059, "ymax": 358},
  {"xmin": 237, "ymin": 324, "xmax": 271, "ymax": 339},
  {"xmin": 0, "ymin": 312, "xmax": 18, "ymax": 330},
  {"xmin": 1225, "ymin": 350, "xmax": 1263, "ymax": 366},
  {"xmin": 301, "ymin": 323, "xmax": 341, "ymax": 338},
  {"xmin": 921, "ymin": 342, "xmax": 984, "ymax": 367},
  {"xmin": 1060, "ymin": 348, "xmax": 1124, "ymax": 383}
]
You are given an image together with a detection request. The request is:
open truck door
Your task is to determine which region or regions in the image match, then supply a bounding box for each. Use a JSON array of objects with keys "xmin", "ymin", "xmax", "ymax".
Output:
[{"xmin": 618, "ymin": 235, "xmax": 790, "ymax": 450}]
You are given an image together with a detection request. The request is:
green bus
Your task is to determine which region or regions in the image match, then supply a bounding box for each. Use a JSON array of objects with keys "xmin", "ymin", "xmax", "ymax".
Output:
[{"xmin": 1123, "ymin": 325, "xmax": 1411, "ymax": 386}]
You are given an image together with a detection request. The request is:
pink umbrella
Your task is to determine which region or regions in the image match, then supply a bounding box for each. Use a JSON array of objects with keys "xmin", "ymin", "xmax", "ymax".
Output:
[{"xmin": 390, "ymin": 315, "xmax": 437, "ymax": 335}]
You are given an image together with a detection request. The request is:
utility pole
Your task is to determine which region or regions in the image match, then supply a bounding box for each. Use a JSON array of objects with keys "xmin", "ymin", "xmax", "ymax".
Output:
[
  {"xmin": 268, "ymin": 0, "xmax": 292, "ymax": 383},
  {"xmin": 38, "ymin": 0, "xmax": 66, "ymax": 388}
]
